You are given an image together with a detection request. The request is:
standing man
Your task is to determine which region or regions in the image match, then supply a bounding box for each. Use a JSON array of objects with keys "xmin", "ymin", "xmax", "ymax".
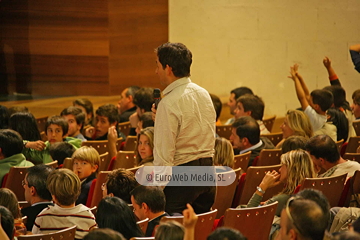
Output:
[
  {"xmin": 117, "ymin": 86, "xmax": 140, "ymax": 123},
  {"xmin": 153, "ymin": 42, "xmax": 216, "ymax": 214}
]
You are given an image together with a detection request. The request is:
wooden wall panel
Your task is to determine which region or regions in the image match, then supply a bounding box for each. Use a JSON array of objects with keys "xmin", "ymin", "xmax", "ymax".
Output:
[{"xmin": 0, "ymin": 0, "xmax": 168, "ymax": 96}]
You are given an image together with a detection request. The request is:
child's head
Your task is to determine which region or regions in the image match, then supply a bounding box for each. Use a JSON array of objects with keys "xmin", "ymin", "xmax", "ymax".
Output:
[
  {"xmin": 47, "ymin": 169, "xmax": 81, "ymax": 206},
  {"xmin": 95, "ymin": 104, "xmax": 119, "ymax": 138},
  {"xmin": 49, "ymin": 142, "xmax": 76, "ymax": 165},
  {"xmin": 310, "ymin": 90, "xmax": 333, "ymax": 113},
  {"xmin": 135, "ymin": 127, "xmax": 154, "ymax": 165},
  {"xmin": 73, "ymin": 98, "xmax": 94, "ymax": 126},
  {"xmin": 60, "ymin": 106, "xmax": 86, "ymax": 137},
  {"xmin": 235, "ymin": 94, "xmax": 265, "ymax": 121},
  {"xmin": 0, "ymin": 188, "xmax": 21, "ymax": 219},
  {"xmin": 45, "ymin": 115, "xmax": 68, "ymax": 144},
  {"xmin": 135, "ymin": 112, "xmax": 154, "ymax": 135},
  {"xmin": 352, "ymin": 89, "xmax": 360, "ymax": 119},
  {"xmin": 323, "ymin": 85, "xmax": 349, "ymax": 110},
  {"xmin": 154, "ymin": 221, "xmax": 185, "ymax": 240},
  {"xmin": 72, "ymin": 146, "xmax": 100, "ymax": 180},
  {"xmin": 214, "ymin": 137, "xmax": 234, "ymax": 168}
]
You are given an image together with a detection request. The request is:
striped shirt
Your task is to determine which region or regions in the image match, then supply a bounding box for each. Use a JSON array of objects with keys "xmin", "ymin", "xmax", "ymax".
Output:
[{"xmin": 32, "ymin": 204, "xmax": 96, "ymax": 239}]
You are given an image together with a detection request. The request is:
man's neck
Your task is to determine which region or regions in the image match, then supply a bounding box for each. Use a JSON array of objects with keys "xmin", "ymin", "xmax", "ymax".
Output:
[
  {"xmin": 30, "ymin": 197, "xmax": 51, "ymax": 205},
  {"xmin": 324, "ymin": 157, "xmax": 346, "ymax": 170},
  {"xmin": 147, "ymin": 211, "xmax": 166, "ymax": 221}
]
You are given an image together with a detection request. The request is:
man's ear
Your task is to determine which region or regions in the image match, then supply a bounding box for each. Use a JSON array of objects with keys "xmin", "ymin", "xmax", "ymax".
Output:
[
  {"xmin": 30, "ymin": 186, "xmax": 37, "ymax": 196},
  {"xmin": 165, "ymin": 64, "xmax": 173, "ymax": 76},
  {"xmin": 245, "ymin": 110, "xmax": 252, "ymax": 116},
  {"xmin": 288, "ymin": 228, "xmax": 297, "ymax": 240},
  {"xmin": 142, "ymin": 202, "xmax": 149, "ymax": 213}
]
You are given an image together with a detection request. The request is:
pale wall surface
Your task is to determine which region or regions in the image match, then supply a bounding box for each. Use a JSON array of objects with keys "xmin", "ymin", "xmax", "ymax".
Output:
[{"xmin": 169, "ymin": 0, "xmax": 360, "ymax": 118}]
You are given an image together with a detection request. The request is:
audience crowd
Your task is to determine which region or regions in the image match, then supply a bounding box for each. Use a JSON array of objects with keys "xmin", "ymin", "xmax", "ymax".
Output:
[{"xmin": 1, "ymin": 42, "xmax": 360, "ymax": 240}]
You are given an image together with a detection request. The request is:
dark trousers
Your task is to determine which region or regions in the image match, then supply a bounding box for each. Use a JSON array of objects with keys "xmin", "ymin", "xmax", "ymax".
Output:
[{"xmin": 163, "ymin": 157, "xmax": 216, "ymax": 215}]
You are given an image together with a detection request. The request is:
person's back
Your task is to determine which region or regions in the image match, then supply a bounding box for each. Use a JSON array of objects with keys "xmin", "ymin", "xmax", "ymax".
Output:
[
  {"xmin": 0, "ymin": 129, "xmax": 34, "ymax": 185},
  {"xmin": 33, "ymin": 169, "xmax": 96, "ymax": 239}
]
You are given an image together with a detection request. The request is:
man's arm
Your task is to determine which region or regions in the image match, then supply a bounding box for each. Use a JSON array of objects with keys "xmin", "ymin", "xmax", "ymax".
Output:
[
  {"xmin": 323, "ymin": 56, "xmax": 341, "ymax": 86},
  {"xmin": 289, "ymin": 64, "xmax": 309, "ymax": 110}
]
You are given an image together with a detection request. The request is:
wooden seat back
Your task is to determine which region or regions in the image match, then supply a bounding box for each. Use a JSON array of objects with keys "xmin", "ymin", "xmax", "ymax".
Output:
[
  {"xmin": 36, "ymin": 116, "xmax": 48, "ymax": 133},
  {"xmin": 343, "ymin": 153, "xmax": 360, "ymax": 164},
  {"xmin": 118, "ymin": 121, "xmax": 132, "ymax": 137},
  {"xmin": 345, "ymin": 136, "xmax": 360, "ymax": 153},
  {"xmin": 123, "ymin": 135, "xmax": 137, "ymax": 151},
  {"xmin": 255, "ymin": 149, "xmax": 282, "ymax": 166},
  {"xmin": 261, "ymin": 132, "xmax": 283, "ymax": 147},
  {"xmin": 233, "ymin": 151, "xmax": 251, "ymax": 173},
  {"xmin": 238, "ymin": 164, "xmax": 283, "ymax": 206},
  {"xmin": 112, "ymin": 151, "xmax": 137, "ymax": 170},
  {"xmin": 299, "ymin": 173, "xmax": 347, "ymax": 207},
  {"xmin": 212, "ymin": 167, "xmax": 241, "ymax": 218},
  {"xmin": 90, "ymin": 171, "xmax": 111, "ymax": 208},
  {"xmin": 353, "ymin": 120, "xmax": 360, "ymax": 136},
  {"xmin": 216, "ymin": 125, "xmax": 232, "ymax": 140},
  {"xmin": 4, "ymin": 166, "xmax": 31, "ymax": 201},
  {"xmin": 263, "ymin": 115, "xmax": 276, "ymax": 132},
  {"xmin": 17, "ymin": 225, "xmax": 76, "ymax": 240},
  {"xmin": 160, "ymin": 209, "xmax": 217, "ymax": 240},
  {"xmin": 223, "ymin": 201, "xmax": 278, "ymax": 240},
  {"xmin": 137, "ymin": 218, "xmax": 149, "ymax": 235}
]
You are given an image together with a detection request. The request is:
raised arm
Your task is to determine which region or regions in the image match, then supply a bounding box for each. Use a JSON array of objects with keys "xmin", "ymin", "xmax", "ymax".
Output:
[
  {"xmin": 107, "ymin": 126, "xmax": 118, "ymax": 159},
  {"xmin": 289, "ymin": 64, "xmax": 309, "ymax": 110},
  {"xmin": 183, "ymin": 204, "xmax": 198, "ymax": 240},
  {"xmin": 349, "ymin": 44, "xmax": 360, "ymax": 73},
  {"xmin": 323, "ymin": 56, "xmax": 341, "ymax": 86}
]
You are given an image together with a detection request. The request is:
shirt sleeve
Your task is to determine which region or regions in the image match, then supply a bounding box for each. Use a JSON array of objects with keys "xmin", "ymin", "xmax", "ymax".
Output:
[
  {"xmin": 350, "ymin": 50, "xmax": 360, "ymax": 73},
  {"xmin": 153, "ymin": 101, "xmax": 178, "ymax": 166}
]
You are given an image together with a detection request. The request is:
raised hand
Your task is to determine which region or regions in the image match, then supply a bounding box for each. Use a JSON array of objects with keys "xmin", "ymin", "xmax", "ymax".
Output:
[{"xmin": 323, "ymin": 56, "xmax": 332, "ymax": 69}]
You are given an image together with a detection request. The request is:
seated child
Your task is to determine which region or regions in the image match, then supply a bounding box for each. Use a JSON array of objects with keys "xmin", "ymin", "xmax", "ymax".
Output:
[
  {"xmin": 214, "ymin": 137, "xmax": 234, "ymax": 168},
  {"xmin": 73, "ymin": 98, "xmax": 95, "ymax": 128},
  {"xmin": 0, "ymin": 129, "xmax": 34, "ymax": 184},
  {"xmin": 61, "ymin": 106, "xmax": 87, "ymax": 141},
  {"xmin": 289, "ymin": 64, "xmax": 337, "ymax": 140},
  {"xmin": 135, "ymin": 112, "xmax": 154, "ymax": 135},
  {"xmin": 84, "ymin": 104, "xmax": 126, "ymax": 141},
  {"xmin": 135, "ymin": 127, "xmax": 154, "ymax": 166},
  {"xmin": 33, "ymin": 169, "xmax": 96, "ymax": 239},
  {"xmin": 49, "ymin": 142, "xmax": 76, "ymax": 165},
  {"xmin": 23, "ymin": 115, "xmax": 82, "ymax": 164},
  {"xmin": 72, "ymin": 146, "xmax": 99, "ymax": 205}
]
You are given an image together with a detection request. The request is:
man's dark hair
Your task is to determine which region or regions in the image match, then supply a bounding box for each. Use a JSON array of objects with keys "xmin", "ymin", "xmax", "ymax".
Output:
[
  {"xmin": 0, "ymin": 129, "xmax": 23, "ymax": 158},
  {"xmin": 49, "ymin": 142, "xmax": 76, "ymax": 165},
  {"xmin": 155, "ymin": 42, "xmax": 192, "ymax": 78},
  {"xmin": 207, "ymin": 227, "xmax": 247, "ymax": 240},
  {"xmin": 282, "ymin": 135, "xmax": 308, "ymax": 154},
  {"xmin": 133, "ymin": 88, "xmax": 154, "ymax": 112},
  {"xmin": 323, "ymin": 86, "xmax": 351, "ymax": 111},
  {"xmin": 327, "ymin": 108, "xmax": 349, "ymax": 141},
  {"xmin": 45, "ymin": 115, "xmax": 68, "ymax": 136},
  {"xmin": 9, "ymin": 112, "xmax": 41, "ymax": 141},
  {"xmin": 231, "ymin": 87, "xmax": 253, "ymax": 100},
  {"xmin": 26, "ymin": 165, "xmax": 54, "ymax": 201},
  {"xmin": 286, "ymin": 199, "xmax": 328, "ymax": 240},
  {"xmin": 106, "ymin": 169, "xmax": 139, "ymax": 204},
  {"xmin": 60, "ymin": 106, "xmax": 86, "ymax": 131},
  {"xmin": 311, "ymin": 89, "xmax": 333, "ymax": 112},
  {"xmin": 96, "ymin": 104, "xmax": 119, "ymax": 124},
  {"xmin": 0, "ymin": 206, "xmax": 14, "ymax": 239},
  {"xmin": 210, "ymin": 93, "xmax": 222, "ymax": 121},
  {"xmin": 83, "ymin": 228, "xmax": 126, "ymax": 240},
  {"xmin": 232, "ymin": 116, "xmax": 260, "ymax": 145},
  {"xmin": 296, "ymin": 189, "xmax": 330, "ymax": 226},
  {"xmin": 352, "ymin": 90, "xmax": 360, "ymax": 105},
  {"xmin": 126, "ymin": 86, "xmax": 140, "ymax": 98},
  {"xmin": 130, "ymin": 186, "xmax": 166, "ymax": 213},
  {"xmin": 333, "ymin": 231, "xmax": 360, "ymax": 240},
  {"xmin": 237, "ymin": 94, "xmax": 265, "ymax": 120},
  {"xmin": 305, "ymin": 134, "xmax": 339, "ymax": 163},
  {"xmin": 139, "ymin": 112, "xmax": 154, "ymax": 129}
]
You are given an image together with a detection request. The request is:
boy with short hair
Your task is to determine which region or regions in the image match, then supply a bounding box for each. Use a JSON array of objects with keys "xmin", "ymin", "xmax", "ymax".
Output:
[
  {"xmin": 23, "ymin": 115, "xmax": 82, "ymax": 164},
  {"xmin": 32, "ymin": 169, "xmax": 96, "ymax": 239},
  {"xmin": 60, "ymin": 106, "xmax": 87, "ymax": 141},
  {"xmin": 289, "ymin": 64, "xmax": 337, "ymax": 139},
  {"xmin": 72, "ymin": 146, "xmax": 99, "ymax": 205},
  {"xmin": 49, "ymin": 142, "xmax": 76, "ymax": 165},
  {"xmin": 84, "ymin": 104, "xmax": 125, "ymax": 141},
  {"xmin": 234, "ymin": 94, "xmax": 270, "ymax": 134}
]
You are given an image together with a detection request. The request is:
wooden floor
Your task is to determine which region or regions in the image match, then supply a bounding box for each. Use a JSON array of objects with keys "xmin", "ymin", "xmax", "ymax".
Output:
[{"xmin": 0, "ymin": 96, "xmax": 120, "ymax": 118}]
